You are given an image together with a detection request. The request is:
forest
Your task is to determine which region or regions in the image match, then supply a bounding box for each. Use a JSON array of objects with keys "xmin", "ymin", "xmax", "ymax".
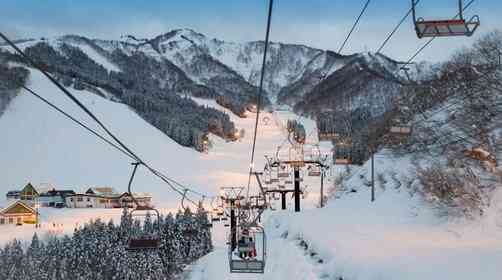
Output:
[
  {"xmin": 1, "ymin": 42, "xmax": 238, "ymax": 151},
  {"xmin": 0, "ymin": 207, "xmax": 212, "ymax": 280}
]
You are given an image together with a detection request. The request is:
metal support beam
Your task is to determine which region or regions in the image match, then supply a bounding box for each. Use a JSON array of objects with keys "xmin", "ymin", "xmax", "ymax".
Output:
[
  {"xmin": 281, "ymin": 192, "xmax": 287, "ymax": 210},
  {"xmin": 294, "ymin": 167, "xmax": 301, "ymax": 212},
  {"xmin": 371, "ymin": 149, "xmax": 375, "ymax": 202},
  {"xmin": 230, "ymin": 200, "xmax": 237, "ymax": 251},
  {"xmin": 320, "ymin": 168, "xmax": 325, "ymax": 208}
]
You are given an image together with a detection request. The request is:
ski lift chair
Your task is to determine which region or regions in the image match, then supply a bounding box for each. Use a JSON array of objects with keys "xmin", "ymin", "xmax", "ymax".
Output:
[
  {"xmin": 216, "ymin": 207, "xmax": 225, "ymax": 216},
  {"xmin": 126, "ymin": 206, "xmax": 161, "ymax": 251},
  {"xmin": 278, "ymin": 181, "xmax": 286, "ymax": 189},
  {"xmin": 284, "ymin": 173, "xmax": 293, "ymax": 185},
  {"xmin": 277, "ymin": 165, "xmax": 289, "ymax": 178},
  {"xmin": 270, "ymin": 167, "xmax": 280, "ymax": 183},
  {"xmin": 389, "ymin": 117, "xmax": 412, "ymax": 144},
  {"xmin": 264, "ymin": 176, "xmax": 272, "ymax": 185},
  {"xmin": 307, "ymin": 165, "xmax": 322, "ymax": 177},
  {"xmin": 412, "ymin": 0, "xmax": 480, "ymax": 38},
  {"xmin": 229, "ymin": 226, "xmax": 266, "ymax": 274},
  {"xmin": 334, "ymin": 142, "xmax": 352, "ymax": 165}
]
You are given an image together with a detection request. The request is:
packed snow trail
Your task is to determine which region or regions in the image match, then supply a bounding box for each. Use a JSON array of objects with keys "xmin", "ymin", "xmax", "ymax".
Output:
[
  {"xmin": 187, "ymin": 155, "xmax": 502, "ymax": 280},
  {"xmin": 187, "ymin": 215, "xmax": 322, "ymax": 280}
]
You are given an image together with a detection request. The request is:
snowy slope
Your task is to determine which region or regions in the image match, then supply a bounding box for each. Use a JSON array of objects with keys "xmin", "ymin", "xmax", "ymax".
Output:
[
  {"xmin": 188, "ymin": 153, "xmax": 502, "ymax": 280},
  {"xmin": 63, "ymin": 41, "xmax": 121, "ymax": 73},
  {"xmin": 0, "ymin": 68, "xmax": 329, "ymax": 209},
  {"xmin": 1, "ymin": 37, "xmax": 121, "ymax": 74}
]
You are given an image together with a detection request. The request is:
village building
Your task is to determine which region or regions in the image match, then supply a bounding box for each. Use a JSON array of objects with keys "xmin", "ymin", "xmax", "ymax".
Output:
[
  {"xmin": 18, "ymin": 183, "xmax": 40, "ymax": 207},
  {"xmin": 65, "ymin": 187, "xmax": 152, "ymax": 208},
  {"xmin": 6, "ymin": 182, "xmax": 40, "ymax": 205},
  {"xmin": 39, "ymin": 189, "xmax": 76, "ymax": 208},
  {"xmin": 4, "ymin": 184, "xmax": 152, "ymax": 209},
  {"xmin": 6, "ymin": 190, "xmax": 21, "ymax": 200},
  {"xmin": 0, "ymin": 201, "xmax": 38, "ymax": 225}
]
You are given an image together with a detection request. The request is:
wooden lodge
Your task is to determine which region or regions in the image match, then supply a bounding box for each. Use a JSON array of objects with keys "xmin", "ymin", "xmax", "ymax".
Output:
[{"xmin": 0, "ymin": 201, "xmax": 38, "ymax": 225}]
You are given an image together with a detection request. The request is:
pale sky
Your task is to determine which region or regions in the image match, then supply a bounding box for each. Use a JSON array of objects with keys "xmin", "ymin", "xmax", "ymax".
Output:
[{"xmin": 1, "ymin": 0, "xmax": 500, "ymax": 62}]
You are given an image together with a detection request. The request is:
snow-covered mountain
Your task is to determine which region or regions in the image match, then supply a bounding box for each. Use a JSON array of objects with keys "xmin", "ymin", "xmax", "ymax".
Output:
[
  {"xmin": 0, "ymin": 28, "xmax": 410, "ymax": 156},
  {"xmin": 296, "ymin": 52, "xmax": 405, "ymax": 117},
  {"xmin": 2, "ymin": 28, "xmax": 405, "ymax": 106}
]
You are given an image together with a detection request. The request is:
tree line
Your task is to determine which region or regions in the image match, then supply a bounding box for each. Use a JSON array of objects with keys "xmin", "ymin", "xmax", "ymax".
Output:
[
  {"xmin": 3, "ymin": 41, "xmax": 238, "ymax": 151},
  {"xmin": 0, "ymin": 206, "xmax": 213, "ymax": 280}
]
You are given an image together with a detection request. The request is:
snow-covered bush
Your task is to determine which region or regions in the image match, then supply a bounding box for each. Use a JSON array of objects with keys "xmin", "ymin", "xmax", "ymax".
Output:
[{"xmin": 417, "ymin": 164, "xmax": 483, "ymax": 217}]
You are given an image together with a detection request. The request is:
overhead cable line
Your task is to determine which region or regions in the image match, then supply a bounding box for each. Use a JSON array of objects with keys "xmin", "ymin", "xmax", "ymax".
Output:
[
  {"xmin": 338, "ymin": 0, "xmax": 371, "ymax": 54},
  {"xmin": 23, "ymin": 85, "xmax": 205, "ymax": 205},
  {"xmin": 246, "ymin": 0, "xmax": 274, "ymax": 195},
  {"xmin": 0, "ymin": 32, "xmax": 208, "ymax": 207},
  {"xmin": 376, "ymin": 0, "xmax": 421, "ymax": 54},
  {"xmin": 22, "ymin": 85, "xmax": 134, "ymax": 160}
]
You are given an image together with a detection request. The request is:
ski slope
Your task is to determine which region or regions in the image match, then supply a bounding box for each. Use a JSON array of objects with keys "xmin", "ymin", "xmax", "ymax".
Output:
[
  {"xmin": 1, "ymin": 68, "xmax": 501, "ymax": 279},
  {"xmin": 186, "ymin": 153, "xmax": 502, "ymax": 280},
  {"xmin": 0, "ymin": 68, "xmax": 328, "ymax": 209}
]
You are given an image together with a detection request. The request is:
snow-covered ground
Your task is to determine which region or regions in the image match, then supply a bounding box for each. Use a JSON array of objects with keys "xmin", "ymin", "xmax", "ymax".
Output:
[
  {"xmin": 1, "ymin": 66, "xmax": 501, "ymax": 279},
  {"xmin": 0, "ymin": 67, "xmax": 329, "ymax": 243},
  {"xmin": 187, "ymin": 156, "xmax": 502, "ymax": 280},
  {"xmin": 0, "ymin": 68, "xmax": 321, "ymax": 207}
]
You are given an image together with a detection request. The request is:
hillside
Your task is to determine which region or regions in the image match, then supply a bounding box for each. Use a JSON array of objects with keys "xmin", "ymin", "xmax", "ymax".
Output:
[
  {"xmin": 1, "ymin": 29, "xmax": 408, "ymax": 149},
  {"xmin": 0, "ymin": 67, "xmax": 321, "ymax": 207},
  {"xmin": 1, "ymin": 27, "xmax": 501, "ymax": 280}
]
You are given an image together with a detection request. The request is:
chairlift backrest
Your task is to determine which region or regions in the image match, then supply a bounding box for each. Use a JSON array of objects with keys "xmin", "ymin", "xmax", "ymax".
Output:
[{"xmin": 126, "ymin": 207, "xmax": 161, "ymax": 251}]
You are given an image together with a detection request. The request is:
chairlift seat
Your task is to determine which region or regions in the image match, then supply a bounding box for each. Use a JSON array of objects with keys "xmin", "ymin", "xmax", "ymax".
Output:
[
  {"xmin": 308, "ymin": 170, "xmax": 321, "ymax": 176},
  {"xmin": 415, "ymin": 17, "xmax": 479, "ymax": 38},
  {"xmin": 411, "ymin": 0, "xmax": 480, "ymax": 39},
  {"xmin": 127, "ymin": 238, "xmax": 160, "ymax": 251},
  {"xmin": 318, "ymin": 132, "xmax": 340, "ymax": 142},
  {"xmin": 277, "ymin": 172, "xmax": 289, "ymax": 178},
  {"xmin": 335, "ymin": 158, "xmax": 351, "ymax": 165},
  {"xmin": 229, "ymin": 259, "xmax": 265, "ymax": 274},
  {"xmin": 390, "ymin": 126, "xmax": 412, "ymax": 135}
]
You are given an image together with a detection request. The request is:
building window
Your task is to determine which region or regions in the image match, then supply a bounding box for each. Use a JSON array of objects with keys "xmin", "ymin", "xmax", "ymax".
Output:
[
  {"xmin": 8, "ymin": 218, "xmax": 13, "ymax": 224},
  {"xmin": 0, "ymin": 218, "xmax": 4, "ymax": 224},
  {"xmin": 77, "ymin": 197, "xmax": 83, "ymax": 202}
]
